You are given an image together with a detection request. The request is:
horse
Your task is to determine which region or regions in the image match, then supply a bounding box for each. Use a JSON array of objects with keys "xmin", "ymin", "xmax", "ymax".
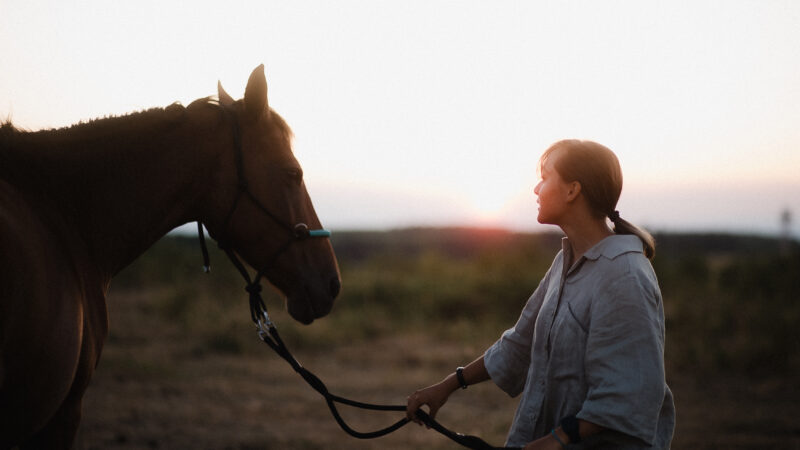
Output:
[{"xmin": 0, "ymin": 65, "xmax": 341, "ymax": 449}]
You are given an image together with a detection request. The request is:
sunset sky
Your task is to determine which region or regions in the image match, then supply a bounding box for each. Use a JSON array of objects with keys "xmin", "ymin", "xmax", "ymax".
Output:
[{"xmin": 2, "ymin": 1, "xmax": 799, "ymax": 237}]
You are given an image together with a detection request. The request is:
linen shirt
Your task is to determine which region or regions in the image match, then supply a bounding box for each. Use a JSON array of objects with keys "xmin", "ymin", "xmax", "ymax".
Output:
[{"xmin": 484, "ymin": 235, "xmax": 675, "ymax": 449}]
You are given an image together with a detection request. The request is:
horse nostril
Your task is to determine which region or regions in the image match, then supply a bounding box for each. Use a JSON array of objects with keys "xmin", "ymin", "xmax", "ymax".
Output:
[{"xmin": 329, "ymin": 277, "xmax": 341, "ymax": 299}]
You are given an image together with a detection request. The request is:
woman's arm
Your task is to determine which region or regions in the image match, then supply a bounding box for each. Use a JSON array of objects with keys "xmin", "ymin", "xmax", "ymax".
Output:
[
  {"xmin": 406, "ymin": 355, "xmax": 489, "ymax": 425},
  {"xmin": 524, "ymin": 420, "xmax": 606, "ymax": 449}
]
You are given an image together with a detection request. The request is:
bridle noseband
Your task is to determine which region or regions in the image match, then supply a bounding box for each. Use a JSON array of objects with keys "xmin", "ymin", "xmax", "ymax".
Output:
[{"xmin": 196, "ymin": 105, "xmax": 331, "ymax": 324}]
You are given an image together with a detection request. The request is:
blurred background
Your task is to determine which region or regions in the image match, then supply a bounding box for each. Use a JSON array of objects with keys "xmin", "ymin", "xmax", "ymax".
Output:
[
  {"xmin": 78, "ymin": 230, "xmax": 798, "ymax": 449},
  {"xmin": 2, "ymin": 1, "xmax": 798, "ymax": 448}
]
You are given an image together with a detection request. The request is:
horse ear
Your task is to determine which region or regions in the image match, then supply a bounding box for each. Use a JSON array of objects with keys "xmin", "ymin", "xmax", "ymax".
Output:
[
  {"xmin": 244, "ymin": 64, "xmax": 268, "ymax": 120},
  {"xmin": 218, "ymin": 81, "xmax": 235, "ymax": 106}
]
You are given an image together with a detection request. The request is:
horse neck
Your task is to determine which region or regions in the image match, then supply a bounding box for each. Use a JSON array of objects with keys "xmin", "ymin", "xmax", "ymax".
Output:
[{"xmin": 1, "ymin": 103, "xmax": 227, "ymax": 279}]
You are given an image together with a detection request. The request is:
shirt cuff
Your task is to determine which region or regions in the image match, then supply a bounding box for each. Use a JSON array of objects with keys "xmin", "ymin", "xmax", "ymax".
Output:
[{"xmin": 483, "ymin": 338, "xmax": 526, "ymax": 397}]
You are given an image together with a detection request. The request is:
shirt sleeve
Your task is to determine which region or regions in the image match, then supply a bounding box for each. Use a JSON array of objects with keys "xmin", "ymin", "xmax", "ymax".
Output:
[
  {"xmin": 576, "ymin": 265, "xmax": 667, "ymax": 445},
  {"xmin": 484, "ymin": 265, "xmax": 553, "ymax": 397}
]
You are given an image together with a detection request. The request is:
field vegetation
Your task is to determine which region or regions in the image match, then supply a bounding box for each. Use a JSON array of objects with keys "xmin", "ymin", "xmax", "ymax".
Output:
[{"xmin": 78, "ymin": 228, "xmax": 800, "ymax": 449}]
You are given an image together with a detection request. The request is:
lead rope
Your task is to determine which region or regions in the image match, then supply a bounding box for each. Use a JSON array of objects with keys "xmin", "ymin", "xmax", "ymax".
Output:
[
  {"xmin": 196, "ymin": 223, "xmax": 518, "ymax": 450},
  {"xmin": 251, "ymin": 298, "xmax": 517, "ymax": 450},
  {"xmin": 196, "ymin": 104, "xmax": 516, "ymax": 448}
]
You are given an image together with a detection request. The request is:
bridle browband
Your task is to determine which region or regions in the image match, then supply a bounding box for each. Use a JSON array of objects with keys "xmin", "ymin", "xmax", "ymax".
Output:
[{"xmin": 195, "ymin": 105, "xmax": 516, "ymax": 450}]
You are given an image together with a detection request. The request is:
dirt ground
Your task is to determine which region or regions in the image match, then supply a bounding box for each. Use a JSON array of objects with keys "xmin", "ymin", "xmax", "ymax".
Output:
[{"xmin": 74, "ymin": 290, "xmax": 800, "ymax": 450}]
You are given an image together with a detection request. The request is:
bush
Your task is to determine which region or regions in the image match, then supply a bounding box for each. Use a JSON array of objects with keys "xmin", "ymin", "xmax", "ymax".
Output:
[{"xmin": 114, "ymin": 229, "xmax": 800, "ymax": 377}]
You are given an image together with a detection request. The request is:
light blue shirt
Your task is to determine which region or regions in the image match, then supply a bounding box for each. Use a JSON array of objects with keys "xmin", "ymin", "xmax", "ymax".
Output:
[{"xmin": 484, "ymin": 235, "xmax": 675, "ymax": 449}]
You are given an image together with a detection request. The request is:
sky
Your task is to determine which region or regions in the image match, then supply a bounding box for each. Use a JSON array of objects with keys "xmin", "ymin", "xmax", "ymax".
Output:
[{"xmin": 2, "ymin": 1, "xmax": 799, "ymax": 237}]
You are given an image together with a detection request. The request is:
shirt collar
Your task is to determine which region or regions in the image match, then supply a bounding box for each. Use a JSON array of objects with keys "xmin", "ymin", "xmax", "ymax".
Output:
[{"xmin": 562, "ymin": 234, "xmax": 643, "ymax": 263}]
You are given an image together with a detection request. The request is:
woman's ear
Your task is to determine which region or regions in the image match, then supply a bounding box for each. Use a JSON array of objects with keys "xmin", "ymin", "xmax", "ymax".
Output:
[{"xmin": 565, "ymin": 181, "xmax": 582, "ymax": 203}]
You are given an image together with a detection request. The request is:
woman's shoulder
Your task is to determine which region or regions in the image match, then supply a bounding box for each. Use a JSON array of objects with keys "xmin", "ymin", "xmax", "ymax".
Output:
[
  {"xmin": 585, "ymin": 234, "xmax": 645, "ymax": 261},
  {"xmin": 583, "ymin": 235, "xmax": 658, "ymax": 286}
]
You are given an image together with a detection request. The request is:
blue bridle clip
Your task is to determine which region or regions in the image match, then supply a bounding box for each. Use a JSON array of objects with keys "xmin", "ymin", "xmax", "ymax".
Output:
[
  {"xmin": 293, "ymin": 223, "xmax": 331, "ymax": 239},
  {"xmin": 309, "ymin": 229, "xmax": 332, "ymax": 238}
]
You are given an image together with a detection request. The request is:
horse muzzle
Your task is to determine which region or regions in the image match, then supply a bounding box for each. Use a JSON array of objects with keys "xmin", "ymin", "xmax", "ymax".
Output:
[{"xmin": 286, "ymin": 273, "xmax": 340, "ymax": 324}]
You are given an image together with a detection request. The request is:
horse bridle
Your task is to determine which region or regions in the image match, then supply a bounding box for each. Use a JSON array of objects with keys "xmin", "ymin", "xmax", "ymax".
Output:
[
  {"xmin": 195, "ymin": 105, "xmax": 516, "ymax": 450},
  {"xmin": 196, "ymin": 105, "xmax": 331, "ymax": 325}
]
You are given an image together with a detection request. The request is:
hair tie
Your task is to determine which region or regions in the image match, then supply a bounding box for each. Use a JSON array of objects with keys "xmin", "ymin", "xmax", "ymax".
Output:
[{"xmin": 608, "ymin": 210, "xmax": 620, "ymax": 222}]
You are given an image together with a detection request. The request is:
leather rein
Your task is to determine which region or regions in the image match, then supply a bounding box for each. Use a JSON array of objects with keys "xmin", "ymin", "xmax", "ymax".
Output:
[{"xmin": 195, "ymin": 106, "xmax": 516, "ymax": 450}]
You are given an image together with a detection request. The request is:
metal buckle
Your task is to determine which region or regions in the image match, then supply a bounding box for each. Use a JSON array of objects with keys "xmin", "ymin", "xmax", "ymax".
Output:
[
  {"xmin": 294, "ymin": 223, "xmax": 310, "ymax": 239},
  {"xmin": 255, "ymin": 310, "xmax": 274, "ymax": 339}
]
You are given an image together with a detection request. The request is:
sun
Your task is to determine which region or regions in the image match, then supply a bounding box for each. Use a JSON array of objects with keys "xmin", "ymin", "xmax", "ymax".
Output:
[{"xmin": 464, "ymin": 187, "xmax": 522, "ymax": 226}]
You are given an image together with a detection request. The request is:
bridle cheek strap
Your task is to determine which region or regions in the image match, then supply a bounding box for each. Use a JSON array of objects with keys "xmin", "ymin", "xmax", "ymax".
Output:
[{"xmin": 195, "ymin": 104, "xmax": 331, "ymax": 323}]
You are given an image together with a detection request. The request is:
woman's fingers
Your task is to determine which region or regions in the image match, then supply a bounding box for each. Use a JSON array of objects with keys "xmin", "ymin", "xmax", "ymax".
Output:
[
  {"xmin": 406, "ymin": 391, "xmax": 423, "ymax": 423},
  {"xmin": 427, "ymin": 403, "xmax": 441, "ymax": 421},
  {"xmin": 407, "ymin": 388, "xmax": 446, "ymax": 428}
]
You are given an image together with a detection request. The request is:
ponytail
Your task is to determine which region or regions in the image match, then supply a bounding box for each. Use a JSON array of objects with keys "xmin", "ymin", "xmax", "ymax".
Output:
[{"xmin": 609, "ymin": 210, "xmax": 656, "ymax": 260}]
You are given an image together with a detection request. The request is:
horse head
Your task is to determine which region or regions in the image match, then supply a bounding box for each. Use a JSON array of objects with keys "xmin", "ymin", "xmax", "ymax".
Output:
[{"xmin": 202, "ymin": 65, "xmax": 340, "ymax": 324}]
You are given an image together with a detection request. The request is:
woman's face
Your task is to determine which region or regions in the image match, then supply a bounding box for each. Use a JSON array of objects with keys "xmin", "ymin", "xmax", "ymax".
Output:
[{"xmin": 534, "ymin": 153, "xmax": 572, "ymax": 225}]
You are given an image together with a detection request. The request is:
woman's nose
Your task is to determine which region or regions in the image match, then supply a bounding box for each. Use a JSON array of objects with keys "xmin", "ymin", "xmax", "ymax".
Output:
[{"xmin": 533, "ymin": 181, "xmax": 542, "ymax": 195}]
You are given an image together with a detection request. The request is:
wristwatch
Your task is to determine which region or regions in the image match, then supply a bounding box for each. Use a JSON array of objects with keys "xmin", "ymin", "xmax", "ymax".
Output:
[{"xmin": 455, "ymin": 366, "xmax": 468, "ymax": 389}]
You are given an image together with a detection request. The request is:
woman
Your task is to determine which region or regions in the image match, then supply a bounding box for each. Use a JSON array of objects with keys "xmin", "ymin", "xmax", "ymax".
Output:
[{"xmin": 407, "ymin": 140, "xmax": 675, "ymax": 449}]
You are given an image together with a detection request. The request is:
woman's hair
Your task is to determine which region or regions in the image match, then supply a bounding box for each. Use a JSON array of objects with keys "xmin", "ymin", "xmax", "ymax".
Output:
[{"xmin": 540, "ymin": 139, "xmax": 656, "ymax": 259}]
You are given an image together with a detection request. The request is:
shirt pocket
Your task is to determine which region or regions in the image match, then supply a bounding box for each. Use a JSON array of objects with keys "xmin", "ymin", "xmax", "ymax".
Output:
[{"xmin": 548, "ymin": 296, "xmax": 591, "ymax": 383}]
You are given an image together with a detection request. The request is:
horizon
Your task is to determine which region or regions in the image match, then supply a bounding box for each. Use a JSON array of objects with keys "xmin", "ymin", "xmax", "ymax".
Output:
[
  {"xmin": 174, "ymin": 222, "xmax": 798, "ymax": 242},
  {"xmin": 2, "ymin": 1, "xmax": 799, "ymax": 239}
]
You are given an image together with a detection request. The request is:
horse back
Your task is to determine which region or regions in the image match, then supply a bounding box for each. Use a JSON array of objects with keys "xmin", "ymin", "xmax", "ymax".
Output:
[{"xmin": 0, "ymin": 179, "xmax": 108, "ymax": 446}]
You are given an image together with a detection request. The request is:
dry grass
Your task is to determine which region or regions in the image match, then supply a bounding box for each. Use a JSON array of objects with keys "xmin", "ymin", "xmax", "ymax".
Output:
[
  {"xmin": 77, "ymin": 289, "xmax": 517, "ymax": 450},
  {"xmin": 74, "ymin": 287, "xmax": 800, "ymax": 449}
]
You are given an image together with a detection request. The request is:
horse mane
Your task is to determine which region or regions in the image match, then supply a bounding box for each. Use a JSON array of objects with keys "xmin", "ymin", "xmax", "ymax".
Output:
[
  {"xmin": 0, "ymin": 120, "xmax": 20, "ymax": 144},
  {"xmin": 1, "ymin": 96, "xmax": 293, "ymax": 149},
  {"xmin": 0, "ymin": 96, "xmax": 294, "ymax": 189},
  {"xmin": 0, "ymin": 98, "xmax": 219, "ymax": 147}
]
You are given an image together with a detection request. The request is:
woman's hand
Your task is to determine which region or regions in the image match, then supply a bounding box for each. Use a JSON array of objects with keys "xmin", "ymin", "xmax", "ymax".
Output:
[{"xmin": 406, "ymin": 375, "xmax": 459, "ymax": 426}]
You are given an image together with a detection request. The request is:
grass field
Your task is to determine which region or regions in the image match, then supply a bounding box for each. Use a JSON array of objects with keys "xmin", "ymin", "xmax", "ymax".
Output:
[{"xmin": 74, "ymin": 229, "xmax": 800, "ymax": 449}]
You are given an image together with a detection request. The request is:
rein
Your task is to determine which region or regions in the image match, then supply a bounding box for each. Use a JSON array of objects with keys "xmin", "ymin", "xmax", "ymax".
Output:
[{"xmin": 197, "ymin": 106, "xmax": 517, "ymax": 450}]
